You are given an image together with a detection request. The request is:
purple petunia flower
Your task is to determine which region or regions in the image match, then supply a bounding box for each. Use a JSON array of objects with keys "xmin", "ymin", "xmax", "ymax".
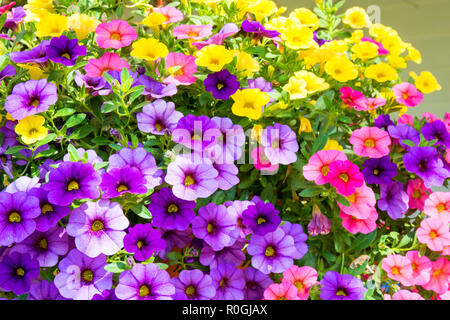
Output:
[
  {"xmin": 260, "ymin": 123, "xmax": 299, "ymax": 165},
  {"xmin": 66, "ymin": 200, "xmax": 129, "ymax": 258},
  {"xmin": 137, "ymin": 74, "xmax": 177, "ymax": 98},
  {"xmin": 172, "ymin": 115, "xmax": 222, "ymax": 152},
  {"xmin": 171, "ymin": 269, "xmax": 216, "ymax": 300},
  {"xmin": 123, "ymin": 223, "xmax": 166, "ymax": 262},
  {"xmin": 0, "ymin": 252, "xmax": 40, "ymax": 295},
  {"xmin": 11, "ymin": 226, "xmax": 69, "ymax": 267},
  {"xmin": 100, "ymin": 166, "xmax": 147, "ymax": 199},
  {"xmin": 247, "ymin": 228, "xmax": 296, "ymax": 274},
  {"xmin": 362, "ymin": 156, "xmax": 398, "ymax": 185},
  {"xmin": 247, "ymin": 77, "xmax": 273, "ymax": 93},
  {"xmin": 158, "ymin": 228, "xmax": 193, "ymax": 260},
  {"xmin": 38, "ymin": 159, "xmax": 62, "ymax": 181},
  {"xmin": 147, "ymin": 187, "xmax": 196, "ymax": 231},
  {"xmin": 403, "ymin": 146, "xmax": 450, "ymax": 188},
  {"xmin": 320, "ymin": 271, "xmax": 366, "ymax": 300},
  {"xmin": 115, "ymin": 263, "xmax": 175, "ymax": 300},
  {"xmin": 210, "ymin": 263, "xmax": 245, "ymax": 300},
  {"xmin": 136, "ymin": 99, "xmax": 183, "ymax": 135},
  {"xmin": 387, "ymin": 124, "xmax": 420, "ymax": 150},
  {"xmin": 421, "ymin": 120, "xmax": 450, "ymax": 148},
  {"xmin": 5, "ymin": 79, "xmax": 58, "ymax": 120},
  {"xmin": 192, "ymin": 203, "xmax": 239, "ymax": 251},
  {"xmin": 199, "ymin": 240, "xmax": 246, "ymax": 269},
  {"xmin": 0, "ymin": 65, "xmax": 16, "ymax": 81},
  {"xmin": 212, "ymin": 162, "xmax": 240, "ymax": 191},
  {"xmin": 44, "ymin": 161, "xmax": 102, "ymax": 206},
  {"xmin": 0, "ymin": 121, "xmax": 18, "ymax": 155},
  {"xmin": 242, "ymin": 201, "xmax": 281, "ymax": 236},
  {"xmin": 165, "ymin": 155, "xmax": 219, "ymax": 201},
  {"xmin": 208, "ymin": 116, "xmax": 246, "ymax": 164},
  {"xmin": 54, "ymin": 248, "xmax": 113, "ymax": 300},
  {"xmin": 9, "ymin": 40, "xmax": 50, "ymax": 64},
  {"xmin": 374, "ymin": 114, "xmax": 395, "ymax": 130},
  {"xmin": 28, "ymin": 280, "xmax": 68, "ymax": 300},
  {"xmin": 243, "ymin": 267, "xmax": 273, "ymax": 300},
  {"xmin": 204, "ymin": 69, "xmax": 240, "ymax": 100},
  {"xmin": 108, "ymin": 146, "xmax": 162, "ymax": 190},
  {"xmin": 0, "ymin": 191, "xmax": 40, "ymax": 246},
  {"xmin": 47, "ymin": 35, "xmax": 87, "ymax": 66},
  {"xmin": 4, "ymin": 6, "xmax": 26, "ymax": 30},
  {"xmin": 280, "ymin": 221, "xmax": 308, "ymax": 260},
  {"xmin": 378, "ymin": 181, "xmax": 409, "ymax": 220},
  {"xmin": 241, "ymin": 19, "xmax": 280, "ymax": 38},
  {"xmin": 74, "ymin": 71, "xmax": 111, "ymax": 96}
]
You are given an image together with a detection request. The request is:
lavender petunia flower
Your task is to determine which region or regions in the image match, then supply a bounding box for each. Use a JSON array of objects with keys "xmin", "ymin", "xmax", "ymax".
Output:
[
  {"xmin": 199, "ymin": 240, "xmax": 246, "ymax": 269},
  {"xmin": 4, "ymin": 6, "xmax": 26, "ymax": 30},
  {"xmin": 0, "ymin": 252, "xmax": 40, "ymax": 295},
  {"xmin": 115, "ymin": 263, "xmax": 175, "ymax": 300},
  {"xmin": 191, "ymin": 23, "xmax": 239, "ymax": 50},
  {"xmin": 47, "ymin": 35, "xmax": 87, "ymax": 66},
  {"xmin": 4, "ymin": 176, "xmax": 40, "ymax": 193},
  {"xmin": 387, "ymin": 124, "xmax": 420, "ymax": 150},
  {"xmin": 9, "ymin": 40, "xmax": 50, "ymax": 64},
  {"xmin": 243, "ymin": 267, "xmax": 273, "ymax": 300},
  {"xmin": 247, "ymin": 228, "xmax": 296, "ymax": 274},
  {"xmin": 204, "ymin": 69, "xmax": 240, "ymax": 100},
  {"xmin": 158, "ymin": 228, "xmax": 193, "ymax": 260},
  {"xmin": 100, "ymin": 166, "xmax": 148, "ymax": 198},
  {"xmin": 362, "ymin": 156, "xmax": 398, "ymax": 185},
  {"xmin": 241, "ymin": 19, "xmax": 280, "ymax": 38},
  {"xmin": 108, "ymin": 146, "xmax": 162, "ymax": 190},
  {"xmin": 247, "ymin": 77, "xmax": 273, "ymax": 93},
  {"xmin": 261, "ymin": 123, "xmax": 299, "ymax": 165},
  {"xmin": 123, "ymin": 223, "xmax": 166, "ymax": 262},
  {"xmin": 374, "ymin": 114, "xmax": 395, "ymax": 130},
  {"xmin": 147, "ymin": 187, "xmax": 196, "ymax": 231},
  {"xmin": 165, "ymin": 155, "xmax": 219, "ymax": 201},
  {"xmin": 225, "ymin": 200, "xmax": 253, "ymax": 239},
  {"xmin": 0, "ymin": 121, "xmax": 18, "ymax": 155},
  {"xmin": 403, "ymin": 146, "xmax": 450, "ymax": 188},
  {"xmin": 5, "ymin": 79, "xmax": 58, "ymax": 120},
  {"xmin": 137, "ymin": 74, "xmax": 177, "ymax": 98},
  {"xmin": 308, "ymin": 204, "xmax": 332, "ymax": 236},
  {"xmin": 242, "ymin": 201, "xmax": 281, "ymax": 236},
  {"xmin": 11, "ymin": 226, "xmax": 69, "ymax": 267},
  {"xmin": 28, "ymin": 280, "xmax": 68, "ymax": 300},
  {"xmin": 171, "ymin": 269, "xmax": 216, "ymax": 300},
  {"xmin": 66, "ymin": 200, "xmax": 129, "ymax": 258},
  {"xmin": 378, "ymin": 181, "xmax": 409, "ymax": 220},
  {"xmin": 421, "ymin": 120, "xmax": 450, "ymax": 148},
  {"xmin": 54, "ymin": 248, "xmax": 113, "ymax": 300},
  {"xmin": 0, "ymin": 65, "xmax": 16, "ymax": 81},
  {"xmin": 208, "ymin": 116, "xmax": 246, "ymax": 163},
  {"xmin": 0, "ymin": 191, "xmax": 40, "ymax": 246},
  {"xmin": 74, "ymin": 71, "xmax": 111, "ymax": 96},
  {"xmin": 210, "ymin": 263, "xmax": 245, "ymax": 300},
  {"xmin": 212, "ymin": 162, "xmax": 239, "ymax": 190},
  {"xmin": 320, "ymin": 271, "xmax": 366, "ymax": 300},
  {"xmin": 280, "ymin": 221, "xmax": 308, "ymax": 260},
  {"xmin": 136, "ymin": 99, "xmax": 183, "ymax": 135},
  {"xmin": 192, "ymin": 203, "xmax": 239, "ymax": 251},
  {"xmin": 172, "ymin": 115, "xmax": 222, "ymax": 152},
  {"xmin": 44, "ymin": 161, "xmax": 102, "ymax": 206}
]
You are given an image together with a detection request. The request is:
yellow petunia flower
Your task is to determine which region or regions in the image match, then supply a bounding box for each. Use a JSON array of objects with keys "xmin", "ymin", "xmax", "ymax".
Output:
[
  {"xmin": 343, "ymin": 7, "xmax": 371, "ymax": 29},
  {"xmin": 68, "ymin": 13, "xmax": 101, "ymax": 40},
  {"xmin": 283, "ymin": 77, "xmax": 308, "ymax": 100},
  {"xmin": 35, "ymin": 13, "xmax": 68, "ymax": 38},
  {"xmin": 289, "ymin": 8, "xmax": 319, "ymax": 31},
  {"xmin": 15, "ymin": 115, "xmax": 48, "ymax": 145},
  {"xmin": 410, "ymin": 71, "xmax": 442, "ymax": 94},
  {"xmin": 131, "ymin": 38, "xmax": 169, "ymax": 62},
  {"xmin": 265, "ymin": 16, "xmax": 290, "ymax": 34},
  {"xmin": 233, "ymin": 50, "xmax": 260, "ymax": 77},
  {"xmin": 231, "ymin": 89, "xmax": 270, "ymax": 120},
  {"xmin": 298, "ymin": 116, "xmax": 313, "ymax": 134},
  {"xmin": 351, "ymin": 42, "xmax": 379, "ymax": 61},
  {"xmin": 369, "ymin": 24, "xmax": 397, "ymax": 41},
  {"xmin": 405, "ymin": 46, "xmax": 422, "ymax": 64},
  {"xmin": 387, "ymin": 55, "xmax": 407, "ymax": 69},
  {"xmin": 25, "ymin": 0, "xmax": 53, "ymax": 10},
  {"xmin": 141, "ymin": 12, "xmax": 168, "ymax": 28},
  {"xmin": 194, "ymin": 45, "xmax": 234, "ymax": 72},
  {"xmin": 281, "ymin": 23, "xmax": 316, "ymax": 50},
  {"xmin": 324, "ymin": 56, "xmax": 359, "ymax": 82},
  {"xmin": 17, "ymin": 64, "xmax": 46, "ymax": 80},
  {"xmin": 365, "ymin": 63, "xmax": 398, "ymax": 82},
  {"xmin": 293, "ymin": 71, "xmax": 329, "ymax": 94},
  {"xmin": 245, "ymin": 0, "xmax": 278, "ymax": 21},
  {"xmin": 381, "ymin": 34, "xmax": 407, "ymax": 57},
  {"xmin": 323, "ymin": 139, "xmax": 343, "ymax": 151},
  {"xmin": 321, "ymin": 40, "xmax": 348, "ymax": 54},
  {"xmin": 347, "ymin": 30, "xmax": 364, "ymax": 44}
]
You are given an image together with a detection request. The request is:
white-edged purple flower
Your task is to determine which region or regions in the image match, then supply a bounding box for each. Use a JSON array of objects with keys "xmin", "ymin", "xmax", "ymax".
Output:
[
  {"xmin": 261, "ymin": 123, "xmax": 299, "ymax": 165},
  {"xmin": 66, "ymin": 200, "xmax": 129, "ymax": 258},
  {"xmin": 136, "ymin": 99, "xmax": 183, "ymax": 135}
]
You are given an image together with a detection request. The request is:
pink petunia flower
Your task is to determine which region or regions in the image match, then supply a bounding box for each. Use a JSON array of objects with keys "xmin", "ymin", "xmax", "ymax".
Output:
[
  {"xmin": 405, "ymin": 250, "xmax": 432, "ymax": 286},
  {"xmin": 263, "ymin": 282, "xmax": 300, "ymax": 300},
  {"xmin": 340, "ymin": 87, "xmax": 368, "ymax": 111},
  {"xmin": 417, "ymin": 218, "xmax": 450, "ymax": 252},
  {"xmin": 282, "ymin": 266, "xmax": 318, "ymax": 300},
  {"xmin": 406, "ymin": 178, "xmax": 430, "ymax": 211},
  {"xmin": 424, "ymin": 192, "xmax": 450, "ymax": 223},
  {"xmin": 349, "ymin": 126, "xmax": 391, "ymax": 158},
  {"xmin": 251, "ymin": 146, "xmax": 279, "ymax": 173},
  {"xmin": 340, "ymin": 207, "xmax": 378, "ymax": 234},
  {"xmin": 303, "ymin": 150, "xmax": 348, "ymax": 185},
  {"xmin": 338, "ymin": 183, "xmax": 377, "ymax": 220},
  {"xmin": 95, "ymin": 20, "xmax": 137, "ymax": 49},
  {"xmin": 366, "ymin": 97, "xmax": 387, "ymax": 110},
  {"xmin": 385, "ymin": 290, "xmax": 424, "ymax": 300},
  {"xmin": 326, "ymin": 160, "xmax": 364, "ymax": 196},
  {"xmin": 421, "ymin": 112, "xmax": 439, "ymax": 123},
  {"xmin": 422, "ymin": 258, "xmax": 450, "ymax": 294},
  {"xmin": 173, "ymin": 24, "xmax": 213, "ymax": 40},
  {"xmin": 84, "ymin": 52, "xmax": 130, "ymax": 77},
  {"xmin": 163, "ymin": 52, "xmax": 198, "ymax": 86},
  {"xmin": 191, "ymin": 23, "xmax": 239, "ymax": 50},
  {"xmin": 154, "ymin": 6, "xmax": 184, "ymax": 24},
  {"xmin": 393, "ymin": 82, "xmax": 424, "ymax": 107},
  {"xmin": 443, "ymin": 112, "xmax": 450, "ymax": 132},
  {"xmin": 381, "ymin": 254, "xmax": 414, "ymax": 286},
  {"xmin": 398, "ymin": 114, "xmax": 414, "ymax": 126}
]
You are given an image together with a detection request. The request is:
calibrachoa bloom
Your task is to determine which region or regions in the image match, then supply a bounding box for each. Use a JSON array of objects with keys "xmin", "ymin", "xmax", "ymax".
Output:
[
  {"xmin": 340, "ymin": 207, "xmax": 378, "ymax": 234},
  {"xmin": 422, "ymin": 258, "xmax": 450, "ymax": 294},
  {"xmin": 362, "ymin": 156, "xmax": 398, "ymax": 185},
  {"xmin": 282, "ymin": 266, "xmax": 318, "ymax": 300},
  {"xmin": 100, "ymin": 166, "xmax": 147, "ymax": 198},
  {"xmin": 382, "ymin": 254, "xmax": 414, "ymax": 286},
  {"xmin": 96, "ymin": 20, "xmax": 137, "ymax": 49},
  {"xmin": 326, "ymin": 160, "xmax": 364, "ymax": 196},
  {"xmin": 163, "ymin": 52, "xmax": 197, "ymax": 86},
  {"xmin": 303, "ymin": 150, "xmax": 348, "ymax": 185},
  {"xmin": 171, "ymin": 269, "xmax": 215, "ymax": 300},
  {"xmin": 210, "ymin": 263, "xmax": 245, "ymax": 300},
  {"xmin": 405, "ymin": 250, "xmax": 432, "ymax": 286},
  {"xmin": 260, "ymin": 123, "xmax": 299, "ymax": 165},
  {"xmin": 204, "ymin": 69, "xmax": 240, "ymax": 100},
  {"xmin": 416, "ymin": 218, "xmax": 450, "ymax": 252},
  {"xmin": 263, "ymin": 282, "xmax": 300, "ymax": 300},
  {"xmin": 0, "ymin": 252, "xmax": 40, "ymax": 295},
  {"xmin": 349, "ymin": 126, "xmax": 391, "ymax": 158},
  {"xmin": 123, "ymin": 224, "xmax": 166, "ymax": 262},
  {"xmin": 406, "ymin": 178, "xmax": 430, "ymax": 211},
  {"xmin": 421, "ymin": 120, "xmax": 450, "ymax": 148},
  {"xmin": 47, "ymin": 35, "xmax": 87, "ymax": 66},
  {"xmin": 378, "ymin": 181, "xmax": 409, "ymax": 220},
  {"xmin": 424, "ymin": 192, "xmax": 450, "ymax": 222},
  {"xmin": 392, "ymin": 82, "xmax": 424, "ymax": 107},
  {"xmin": 136, "ymin": 100, "xmax": 183, "ymax": 136},
  {"xmin": 320, "ymin": 271, "xmax": 366, "ymax": 300},
  {"xmin": 84, "ymin": 52, "xmax": 130, "ymax": 77},
  {"xmin": 308, "ymin": 204, "xmax": 332, "ymax": 236},
  {"xmin": 242, "ymin": 201, "xmax": 281, "ymax": 236}
]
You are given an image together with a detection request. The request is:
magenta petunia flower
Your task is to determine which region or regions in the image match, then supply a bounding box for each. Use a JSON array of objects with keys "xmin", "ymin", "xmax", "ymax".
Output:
[
  {"xmin": 340, "ymin": 207, "xmax": 378, "ymax": 234},
  {"xmin": 210, "ymin": 263, "xmax": 245, "ymax": 300},
  {"xmin": 96, "ymin": 20, "xmax": 137, "ymax": 49},
  {"xmin": 84, "ymin": 52, "xmax": 130, "ymax": 77},
  {"xmin": 349, "ymin": 126, "xmax": 391, "ymax": 158},
  {"xmin": 282, "ymin": 265, "xmax": 318, "ymax": 300},
  {"xmin": 66, "ymin": 200, "xmax": 129, "ymax": 257},
  {"xmin": 326, "ymin": 160, "xmax": 364, "ymax": 196},
  {"xmin": 263, "ymin": 282, "xmax": 300, "ymax": 300},
  {"xmin": 115, "ymin": 263, "xmax": 175, "ymax": 300},
  {"xmin": 171, "ymin": 269, "xmax": 216, "ymax": 300},
  {"xmin": 123, "ymin": 223, "xmax": 166, "ymax": 262},
  {"xmin": 251, "ymin": 146, "xmax": 279, "ymax": 173},
  {"xmin": 136, "ymin": 99, "xmax": 183, "ymax": 136},
  {"xmin": 340, "ymin": 86, "xmax": 368, "ymax": 110},
  {"xmin": 173, "ymin": 24, "xmax": 213, "ymax": 40},
  {"xmin": 100, "ymin": 166, "xmax": 148, "ymax": 199},
  {"xmin": 5, "ymin": 79, "xmax": 58, "ymax": 120},
  {"xmin": 163, "ymin": 52, "xmax": 198, "ymax": 86},
  {"xmin": 406, "ymin": 178, "xmax": 430, "ymax": 211},
  {"xmin": 393, "ymin": 82, "xmax": 424, "ymax": 107},
  {"xmin": 338, "ymin": 183, "xmax": 376, "ymax": 219},
  {"xmin": 303, "ymin": 150, "xmax": 348, "ymax": 185},
  {"xmin": 260, "ymin": 123, "xmax": 299, "ymax": 165}
]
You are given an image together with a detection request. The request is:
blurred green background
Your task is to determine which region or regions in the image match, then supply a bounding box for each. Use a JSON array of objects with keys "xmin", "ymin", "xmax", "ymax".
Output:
[{"xmin": 277, "ymin": 0, "xmax": 450, "ymax": 118}]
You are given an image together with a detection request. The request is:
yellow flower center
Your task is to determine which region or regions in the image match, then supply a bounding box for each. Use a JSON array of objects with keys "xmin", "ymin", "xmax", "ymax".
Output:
[
  {"xmin": 81, "ymin": 269, "xmax": 94, "ymax": 282},
  {"xmin": 15, "ymin": 268, "xmax": 25, "ymax": 277},
  {"xmin": 38, "ymin": 238, "xmax": 48, "ymax": 250},
  {"xmin": 412, "ymin": 190, "xmax": 422, "ymax": 199},
  {"xmin": 294, "ymin": 281, "xmax": 305, "ymax": 290},
  {"xmin": 433, "ymin": 269, "xmax": 442, "ymax": 277},
  {"xmin": 139, "ymin": 285, "xmax": 150, "ymax": 297},
  {"xmin": 429, "ymin": 231, "xmax": 438, "ymax": 239},
  {"xmin": 217, "ymin": 83, "xmax": 224, "ymax": 90},
  {"xmin": 207, "ymin": 223, "xmax": 215, "ymax": 234},
  {"xmin": 265, "ymin": 246, "xmax": 275, "ymax": 257},
  {"xmin": 61, "ymin": 53, "xmax": 71, "ymax": 59},
  {"xmin": 117, "ymin": 184, "xmax": 129, "ymax": 192},
  {"xmin": 28, "ymin": 128, "xmax": 39, "ymax": 136},
  {"xmin": 137, "ymin": 240, "xmax": 144, "ymax": 249},
  {"xmin": 346, "ymin": 193, "xmax": 356, "ymax": 203},
  {"xmin": 321, "ymin": 165, "xmax": 330, "ymax": 176},
  {"xmin": 185, "ymin": 285, "xmax": 196, "ymax": 296},
  {"xmin": 30, "ymin": 99, "xmax": 40, "ymax": 107},
  {"xmin": 41, "ymin": 203, "xmax": 53, "ymax": 214},
  {"xmin": 364, "ymin": 138, "xmax": 376, "ymax": 147},
  {"xmin": 8, "ymin": 211, "xmax": 21, "ymax": 223},
  {"xmin": 154, "ymin": 122, "xmax": 164, "ymax": 132},
  {"xmin": 391, "ymin": 267, "xmax": 400, "ymax": 275},
  {"xmin": 339, "ymin": 173, "xmax": 349, "ymax": 183},
  {"xmin": 184, "ymin": 175, "xmax": 195, "ymax": 186},
  {"xmin": 67, "ymin": 180, "xmax": 80, "ymax": 191},
  {"xmin": 373, "ymin": 169, "xmax": 380, "ymax": 175},
  {"xmin": 437, "ymin": 204, "xmax": 446, "ymax": 213},
  {"xmin": 257, "ymin": 217, "xmax": 267, "ymax": 225},
  {"xmin": 91, "ymin": 220, "xmax": 105, "ymax": 232},
  {"xmin": 167, "ymin": 66, "xmax": 183, "ymax": 76},
  {"xmin": 111, "ymin": 33, "xmax": 121, "ymax": 41},
  {"xmin": 167, "ymin": 204, "xmax": 179, "ymax": 213},
  {"xmin": 188, "ymin": 31, "xmax": 199, "ymax": 38},
  {"xmin": 336, "ymin": 289, "xmax": 347, "ymax": 296}
]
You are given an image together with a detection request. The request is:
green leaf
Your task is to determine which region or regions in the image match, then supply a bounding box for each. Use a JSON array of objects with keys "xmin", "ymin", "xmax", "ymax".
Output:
[
  {"xmin": 299, "ymin": 187, "xmax": 323, "ymax": 198},
  {"xmin": 335, "ymin": 194, "xmax": 351, "ymax": 207},
  {"xmin": 91, "ymin": 136, "xmax": 111, "ymax": 145},
  {"xmin": 64, "ymin": 114, "xmax": 86, "ymax": 129},
  {"xmin": 70, "ymin": 125, "xmax": 94, "ymax": 140},
  {"xmin": 130, "ymin": 203, "xmax": 152, "ymax": 220},
  {"xmin": 5, "ymin": 145, "xmax": 28, "ymax": 155},
  {"xmin": 67, "ymin": 144, "xmax": 80, "ymax": 162},
  {"xmin": 0, "ymin": 13, "xmax": 7, "ymax": 30},
  {"xmin": 397, "ymin": 234, "xmax": 413, "ymax": 248},
  {"xmin": 401, "ymin": 139, "xmax": 416, "ymax": 148},
  {"xmin": 348, "ymin": 231, "xmax": 377, "ymax": 252},
  {"xmin": 101, "ymin": 101, "xmax": 117, "ymax": 114},
  {"xmin": 0, "ymin": 54, "xmax": 10, "ymax": 72},
  {"xmin": 104, "ymin": 261, "xmax": 129, "ymax": 273},
  {"xmin": 34, "ymin": 133, "xmax": 57, "ymax": 148},
  {"xmin": 311, "ymin": 132, "xmax": 328, "ymax": 154},
  {"xmin": 54, "ymin": 108, "xmax": 76, "ymax": 118},
  {"xmin": 156, "ymin": 263, "xmax": 169, "ymax": 270}
]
